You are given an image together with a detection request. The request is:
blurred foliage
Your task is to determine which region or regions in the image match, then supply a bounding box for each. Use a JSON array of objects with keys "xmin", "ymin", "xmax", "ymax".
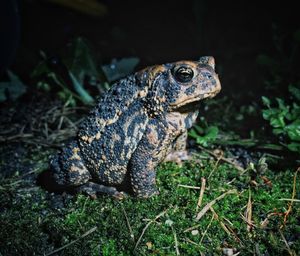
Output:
[
  {"xmin": 31, "ymin": 37, "xmax": 139, "ymax": 106},
  {"xmin": 256, "ymin": 26, "xmax": 300, "ymax": 90},
  {"xmin": 258, "ymin": 26, "xmax": 300, "ymax": 154},
  {"xmin": 0, "ymin": 70, "xmax": 26, "ymax": 102},
  {"xmin": 262, "ymin": 85, "xmax": 300, "ymax": 153}
]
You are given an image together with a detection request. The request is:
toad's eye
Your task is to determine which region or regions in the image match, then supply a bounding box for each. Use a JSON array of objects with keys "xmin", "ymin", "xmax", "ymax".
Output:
[{"xmin": 172, "ymin": 66, "xmax": 194, "ymax": 83}]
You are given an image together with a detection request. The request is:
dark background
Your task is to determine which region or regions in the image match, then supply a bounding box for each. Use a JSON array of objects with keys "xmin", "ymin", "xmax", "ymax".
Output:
[{"xmin": 1, "ymin": 0, "xmax": 299, "ymax": 98}]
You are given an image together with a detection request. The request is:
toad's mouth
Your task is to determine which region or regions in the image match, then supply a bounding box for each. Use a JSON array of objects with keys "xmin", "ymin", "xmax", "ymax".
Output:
[{"xmin": 172, "ymin": 91, "xmax": 220, "ymax": 112}]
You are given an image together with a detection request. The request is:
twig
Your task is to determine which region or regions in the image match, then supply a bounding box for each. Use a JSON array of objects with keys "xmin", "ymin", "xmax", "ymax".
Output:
[
  {"xmin": 278, "ymin": 198, "xmax": 300, "ymax": 202},
  {"xmin": 196, "ymin": 189, "xmax": 237, "ymax": 221},
  {"xmin": 120, "ymin": 204, "xmax": 135, "ymax": 242},
  {"xmin": 134, "ymin": 209, "xmax": 168, "ymax": 251},
  {"xmin": 196, "ymin": 178, "xmax": 206, "ymax": 211},
  {"xmin": 45, "ymin": 226, "xmax": 97, "ymax": 256},
  {"xmin": 177, "ymin": 184, "xmax": 201, "ymax": 190}
]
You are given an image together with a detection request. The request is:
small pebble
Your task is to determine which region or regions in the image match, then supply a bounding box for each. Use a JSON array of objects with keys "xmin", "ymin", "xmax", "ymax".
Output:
[{"xmin": 191, "ymin": 230, "xmax": 199, "ymax": 236}]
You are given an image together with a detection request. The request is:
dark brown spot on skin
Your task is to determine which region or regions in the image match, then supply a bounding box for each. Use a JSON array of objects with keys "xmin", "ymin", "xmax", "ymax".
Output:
[{"xmin": 184, "ymin": 84, "xmax": 197, "ymax": 95}]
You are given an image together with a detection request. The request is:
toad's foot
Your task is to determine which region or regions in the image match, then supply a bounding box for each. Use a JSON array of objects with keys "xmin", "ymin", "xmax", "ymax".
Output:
[
  {"xmin": 136, "ymin": 188, "xmax": 159, "ymax": 199},
  {"xmin": 76, "ymin": 182, "xmax": 127, "ymax": 200}
]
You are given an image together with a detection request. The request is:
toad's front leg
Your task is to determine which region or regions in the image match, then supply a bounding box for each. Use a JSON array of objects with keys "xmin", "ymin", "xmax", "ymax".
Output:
[{"xmin": 129, "ymin": 121, "xmax": 168, "ymax": 198}]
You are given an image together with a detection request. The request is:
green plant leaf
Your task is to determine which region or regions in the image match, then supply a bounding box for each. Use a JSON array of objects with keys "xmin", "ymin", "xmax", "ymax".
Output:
[
  {"xmin": 261, "ymin": 96, "xmax": 271, "ymax": 107},
  {"xmin": 270, "ymin": 116, "xmax": 285, "ymax": 128},
  {"xmin": 193, "ymin": 124, "xmax": 205, "ymax": 134},
  {"xmin": 287, "ymin": 142, "xmax": 300, "ymax": 153},
  {"xmin": 30, "ymin": 61, "xmax": 50, "ymax": 78},
  {"xmin": 69, "ymin": 72, "xmax": 94, "ymax": 104},
  {"xmin": 262, "ymin": 108, "xmax": 279, "ymax": 120},
  {"xmin": 206, "ymin": 126, "xmax": 219, "ymax": 139},
  {"xmin": 64, "ymin": 37, "xmax": 102, "ymax": 84},
  {"xmin": 288, "ymin": 84, "xmax": 300, "ymax": 101},
  {"xmin": 102, "ymin": 57, "xmax": 140, "ymax": 82},
  {"xmin": 285, "ymin": 120, "xmax": 300, "ymax": 141},
  {"xmin": 290, "ymin": 103, "xmax": 300, "ymax": 120},
  {"xmin": 188, "ymin": 129, "xmax": 200, "ymax": 140},
  {"xmin": 195, "ymin": 126, "xmax": 219, "ymax": 147},
  {"xmin": 0, "ymin": 71, "xmax": 27, "ymax": 102},
  {"xmin": 258, "ymin": 143, "xmax": 283, "ymax": 150},
  {"xmin": 276, "ymin": 98, "xmax": 289, "ymax": 113},
  {"xmin": 273, "ymin": 128, "xmax": 284, "ymax": 135}
]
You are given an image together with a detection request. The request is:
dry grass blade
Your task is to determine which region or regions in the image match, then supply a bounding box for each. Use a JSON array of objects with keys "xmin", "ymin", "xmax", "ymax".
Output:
[
  {"xmin": 196, "ymin": 189, "xmax": 237, "ymax": 221},
  {"xmin": 120, "ymin": 204, "xmax": 135, "ymax": 242},
  {"xmin": 208, "ymin": 151, "xmax": 223, "ymax": 180},
  {"xmin": 171, "ymin": 226, "xmax": 180, "ymax": 255},
  {"xmin": 0, "ymin": 105, "xmax": 86, "ymax": 147},
  {"xmin": 199, "ymin": 207, "xmax": 215, "ymax": 244},
  {"xmin": 183, "ymin": 223, "xmax": 201, "ymax": 233},
  {"xmin": 279, "ymin": 229, "xmax": 296, "ymax": 256},
  {"xmin": 278, "ymin": 198, "xmax": 300, "ymax": 202},
  {"xmin": 0, "ymin": 133, "xmax": 33, "ymax": 142},
  {"xmin": 44, "ymin": 226, "xmax": 97, "ymax": 256},
  {"xmin": 281, "ymin": 167, "xmax": 299, "ymax": 228},
  {"xmin": 240, "ymin": 213, "xmax": 257, "ymax": 229},
  {"xmin": 210, "ymin": 207, "xmax": 242, "ymax": 244},
  {"xmin": 196, "ymin": 178, "xmax": 206, "ymax": 211},
  {"xmin": 177, "ymin": 184, "xmax": 201, "ymax": 190},
  {"xmin": 184, "ymin": 237, "xmax": 199, "ymax": 246},
  {"xmin": 245, "ymin": 188, "xmax": 253, "ymax": 232},
  {"xmin": 197, "ymin": 145, "xmax": 245, "ymax": 172},
  {"xmin": 134, "ymin": 208, "xmax": 168, "ymax": 251},
  {"xmin": 260, "ymin": 212, "xmax": 277, "ymax": 229}
]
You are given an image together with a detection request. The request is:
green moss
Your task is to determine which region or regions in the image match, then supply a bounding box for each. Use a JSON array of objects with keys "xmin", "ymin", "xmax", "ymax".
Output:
[{"xmin": 0, "ymin": 160, "xmax": 299, "ymax": 255}]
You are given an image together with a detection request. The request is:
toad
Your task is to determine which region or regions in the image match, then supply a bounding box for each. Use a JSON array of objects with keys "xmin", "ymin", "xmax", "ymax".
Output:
[{"xmin": 50, "ymin": 56, "xmax": 221, "ymax": 199}]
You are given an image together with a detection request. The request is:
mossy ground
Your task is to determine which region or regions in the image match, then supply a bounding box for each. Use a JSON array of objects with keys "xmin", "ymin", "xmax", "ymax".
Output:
[{"xmin": 0, "ymin": 149, "xmax": 299, "ymax": 255}]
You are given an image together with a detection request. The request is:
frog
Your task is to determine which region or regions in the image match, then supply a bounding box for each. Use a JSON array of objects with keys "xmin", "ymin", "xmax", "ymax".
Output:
[{"xmin": 50, "ymin": 56, "xmax": 221, "ymax": 199}]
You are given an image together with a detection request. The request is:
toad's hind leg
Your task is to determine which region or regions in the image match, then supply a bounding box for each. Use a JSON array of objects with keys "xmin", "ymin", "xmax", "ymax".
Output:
[
  {"xmin": 50, "ymin": 141, "xmax": 91, "ymax": 187},
  {"xmin": 50, "ymin": 141, "xmax": 125, "ymax": 199}
]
